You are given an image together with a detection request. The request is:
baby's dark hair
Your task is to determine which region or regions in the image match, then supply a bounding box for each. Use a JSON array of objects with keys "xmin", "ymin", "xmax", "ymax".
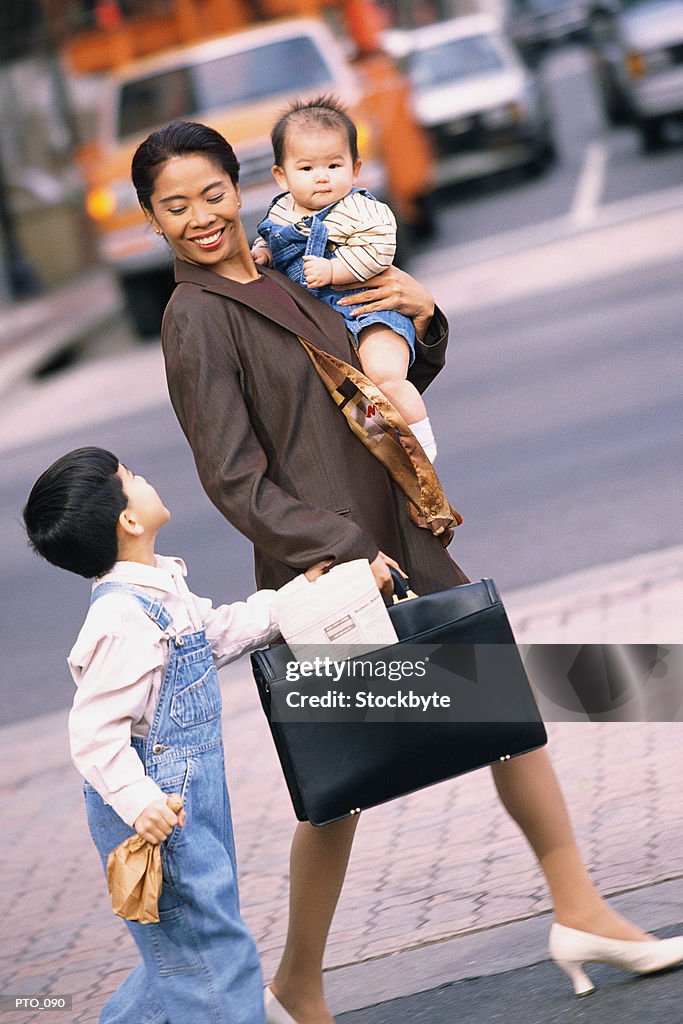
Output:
[
  {"xmin": 271, "ymin": 95, "xmax": 358, "ymax": 167},
  {"xmin": 23, "ymin": 447, "xmax": 127, "ymax": 579}
]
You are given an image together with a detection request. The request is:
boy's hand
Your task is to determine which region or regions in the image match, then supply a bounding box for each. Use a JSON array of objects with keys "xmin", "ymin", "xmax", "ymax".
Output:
[
  {"xmin": 304, "ymin": 559, "xmax": 333, "ymax": 582},
  {"xmin": 134, "ymin": 794, "xmax": 186, "ymax": 845},
  {"xmin": 252, "ymin": 245, "xmax": 271, "ymax": 267},
  {"xmin": 303, "ymin": 255, "xmax": 333, "ymax": 288}
]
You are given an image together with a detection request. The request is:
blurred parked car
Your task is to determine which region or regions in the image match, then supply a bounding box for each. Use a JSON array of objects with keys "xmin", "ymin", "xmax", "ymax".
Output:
[
  {"xmin": 589, "ymin": 0, "xmax": 683, "ymax": 149},
  {"xmin": 80, "ymin": 18, "xmax": 434, "ymax": 336},
  {"xmin": 507, "ymin": 0, "xmax": 591, "ymax": 64},
  {"xmin": 383, "ymin": 16, "xmax": 557, "ymax": 188}
]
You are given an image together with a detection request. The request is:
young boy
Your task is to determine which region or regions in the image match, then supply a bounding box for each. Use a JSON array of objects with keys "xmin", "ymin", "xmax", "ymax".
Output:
[
  {"xmin": 252, "ymin": 95, "xmax": 438, "ymax": 462},
  {"xmin": 22, "ymin": 446, "xmax": 326, "ymax": 1024}
]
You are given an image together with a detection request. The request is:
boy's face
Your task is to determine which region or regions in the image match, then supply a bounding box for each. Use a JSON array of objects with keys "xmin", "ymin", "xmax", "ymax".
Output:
[
  {"xmin": 272, "ymin": 127, "xmax": 361, "ymax": 215},
  {"xmin": 117, "ymin": 464, "xmax": 170, "ymax": 534}
]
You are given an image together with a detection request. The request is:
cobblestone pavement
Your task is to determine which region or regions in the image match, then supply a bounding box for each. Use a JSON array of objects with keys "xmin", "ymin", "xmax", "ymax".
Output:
[{"xmin": 3, "ymin": 635, "xmax": 682, "ymax": 1022}]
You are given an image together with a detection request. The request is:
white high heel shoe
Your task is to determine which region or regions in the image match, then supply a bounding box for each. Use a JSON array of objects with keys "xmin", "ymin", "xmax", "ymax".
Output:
[
  {"xmin": 549, "ymin": 923, "xmax": 683, "ymax": 997},
  {"xmin": 264, "ymin": 987, "xmax": 300, "ymax": 1024}
]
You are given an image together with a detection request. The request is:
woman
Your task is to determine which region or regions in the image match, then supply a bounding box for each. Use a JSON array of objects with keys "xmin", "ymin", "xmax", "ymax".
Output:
[{"xmin": 132, "ymin": 121, "xmax": 682, "ymax": 1024}]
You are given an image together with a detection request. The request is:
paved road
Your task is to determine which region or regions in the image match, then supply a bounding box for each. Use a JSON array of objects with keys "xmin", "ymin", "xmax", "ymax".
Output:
[
  {"xmin": 2, "ymin": 45, "xmax": 682, "ymax": 726},
  {"xmin": 4, "ymin": 252, "xmax": 680, "ymax": 724},
  {"xmin": 430, "ymin": 46, "xmax": 683, "ymax": 245},
  {"xmin": 337, "ymin": 923, "xmax": 683, "ymax": 1024}
]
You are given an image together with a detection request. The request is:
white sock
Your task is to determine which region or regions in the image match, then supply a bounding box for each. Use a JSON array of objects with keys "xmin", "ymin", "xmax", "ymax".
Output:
[{"xmin": 410, "ymin": 416, "xmax": 437, "ymax": 463}]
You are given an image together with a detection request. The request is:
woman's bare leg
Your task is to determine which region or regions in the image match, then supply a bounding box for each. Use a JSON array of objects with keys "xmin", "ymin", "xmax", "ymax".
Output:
[
  {"xmin": 269, "ymin": 815, "xmax": 360, "ymax": 1024},
  {"xmin": 270, "ymin": 749, "xmax": 652, "ymax": 1022},
  {"xmin": 492, "ymin": 747, "xmax": 650, "ymax": 940}
]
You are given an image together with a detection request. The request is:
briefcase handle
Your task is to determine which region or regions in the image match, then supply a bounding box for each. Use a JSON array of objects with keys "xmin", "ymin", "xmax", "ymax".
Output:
[{"xmin": 389, "ymin": 567, "xmax": 419, "ymax": 603}]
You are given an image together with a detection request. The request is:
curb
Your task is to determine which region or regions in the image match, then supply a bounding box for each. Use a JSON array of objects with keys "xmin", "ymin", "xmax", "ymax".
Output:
[
  {"xmin": 417, "ymin": 183, "xmax": 683, "ymax": 277},
  {"xmin": 1, "ymin": 186, "xmax": 681, "ymax": 403},
  {"xmin": 0, "ymin": 270, "xmax": 123, "ymax": 399},
  {"xmin": 324, "ymin": 877, "xmax": 683, "ymax": 1014}
]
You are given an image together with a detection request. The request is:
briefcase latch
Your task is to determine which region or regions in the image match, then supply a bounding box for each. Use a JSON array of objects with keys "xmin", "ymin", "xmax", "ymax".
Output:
[{"xmin": 390, "ymin": 567, "xmax": 419, "ymax": 604}]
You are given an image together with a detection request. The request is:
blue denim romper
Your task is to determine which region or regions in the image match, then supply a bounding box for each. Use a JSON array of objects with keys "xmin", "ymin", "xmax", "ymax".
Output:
[
  {"xmin": 83, "ymin": 583, "xmax": 264, "ymax": 1024},
  {"xmin": 257, "ymin": 188, "xmax": 416, "ymax": 364}
]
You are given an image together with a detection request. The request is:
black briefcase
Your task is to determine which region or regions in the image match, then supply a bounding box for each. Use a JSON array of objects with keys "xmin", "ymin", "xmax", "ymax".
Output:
[{"xmin": 251, "ymin": 576, "xmax": 546, "ymax": 826}]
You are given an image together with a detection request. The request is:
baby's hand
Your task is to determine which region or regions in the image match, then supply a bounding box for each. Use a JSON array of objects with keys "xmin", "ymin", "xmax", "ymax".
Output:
[
  {"xmin": 134, "ymin": 794, "xmax": 186, "ymax": 845},
  {"xmin": 251, "ymin": 245, "xmax": 271, "ymax": 267},
  {"xmin": 303, "ymin": 255, "xmax": 333, "ymax": 288},
  {"xmin": 304, "ymin": 559, "xmax": 333, "ymax": 582}
]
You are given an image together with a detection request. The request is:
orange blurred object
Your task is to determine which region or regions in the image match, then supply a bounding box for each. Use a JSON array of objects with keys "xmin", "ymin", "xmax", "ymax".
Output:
[
  {"xmin": 95, "ymin": 0, "xmax": 124, "ymax": 31},
  {"xmin": 345, "ymin": 0, "xmax": 388, "ymax": 53},
  {"xmin": 626, "ymin": 51, "xmax": 646, "ymax": 78}
]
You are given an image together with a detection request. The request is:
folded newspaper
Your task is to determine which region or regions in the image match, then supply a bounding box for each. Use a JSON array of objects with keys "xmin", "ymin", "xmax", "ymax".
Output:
[{"xmin": 274, "ymin": 559, "xmax": 398, "ymax": 661}]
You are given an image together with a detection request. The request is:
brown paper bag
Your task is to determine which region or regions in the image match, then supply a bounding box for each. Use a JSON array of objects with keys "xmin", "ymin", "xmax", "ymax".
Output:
[{"xmin": 106, "ymin": 794, "xmax": 183, "ymax": 924}]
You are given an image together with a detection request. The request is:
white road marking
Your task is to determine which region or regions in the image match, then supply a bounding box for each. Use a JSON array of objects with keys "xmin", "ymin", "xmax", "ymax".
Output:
[
  {"xmin": 415, "ymin": 183, "xmax": 683, "ymax": 278},
  {"xmin": 570, "ymin": 141, "xmax": 607, "ymax": 227},
  {"xmin": 540, "ymin": 46, "xmax": 590, "ymax": 82}
]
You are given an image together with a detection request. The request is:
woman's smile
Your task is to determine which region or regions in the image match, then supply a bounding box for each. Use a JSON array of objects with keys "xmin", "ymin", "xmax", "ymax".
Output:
[{"xmin": 190, "ymin": 227, "xmax": 226, "ymax": 251}]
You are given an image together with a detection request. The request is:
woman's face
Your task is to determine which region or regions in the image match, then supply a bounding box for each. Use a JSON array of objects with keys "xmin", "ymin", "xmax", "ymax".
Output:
[{"xmin": 148, "ymin": 153, "xmax": 255, "ymax": 279}]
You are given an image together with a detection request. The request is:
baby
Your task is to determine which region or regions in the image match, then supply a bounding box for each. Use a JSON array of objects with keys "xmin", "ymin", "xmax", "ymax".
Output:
[{"xmin": 253, "ymin": 95, "xmax": 437, "ymax": 462}]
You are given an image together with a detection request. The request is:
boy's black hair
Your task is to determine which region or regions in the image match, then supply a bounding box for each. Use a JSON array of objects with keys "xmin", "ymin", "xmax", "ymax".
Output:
[
  {"xmin": 271, "ymin": 94, "xmax": 359, "ymax": 167},
  {"xmin": 23, "ymin": 447, "xmax": 127, "ymax": 579}
]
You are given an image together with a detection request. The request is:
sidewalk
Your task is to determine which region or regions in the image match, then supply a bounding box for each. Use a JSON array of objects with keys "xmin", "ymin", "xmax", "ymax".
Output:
[
  {"xmin": 0, "ymin": 270, "xmax": 122, "ymax": 400},
  {"xmin": 2, "ymin": 551, "xmax": 682, "ymax": 1023}
]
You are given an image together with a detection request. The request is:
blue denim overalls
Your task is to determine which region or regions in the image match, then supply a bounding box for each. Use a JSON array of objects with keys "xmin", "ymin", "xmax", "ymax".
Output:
[
  {"xmin": 83, "ymin": 583, "xmax": 264, "ymax": 1024},
  {"xmin": 257, "ymin": 188, "xmax": 416, "ymax": 363}
]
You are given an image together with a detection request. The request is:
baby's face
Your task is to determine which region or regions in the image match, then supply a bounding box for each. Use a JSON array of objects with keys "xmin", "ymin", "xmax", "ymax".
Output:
[{"xmin": 272, "ymin": 127, "xmax": 361, "ymax": 215}]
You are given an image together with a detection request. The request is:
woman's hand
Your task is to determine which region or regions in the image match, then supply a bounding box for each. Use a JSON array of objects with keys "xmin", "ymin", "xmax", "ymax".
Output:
[
  {"xmin": 134, "ymin": 795, "xmax": 186, "ymax": 845},
  {"xmin": 369, "ymin": 550, "xmax": 407, "ymax": 597},
  {"xmin": 337, "ymin": 266, "xmax": 435, "ymax": 340}
]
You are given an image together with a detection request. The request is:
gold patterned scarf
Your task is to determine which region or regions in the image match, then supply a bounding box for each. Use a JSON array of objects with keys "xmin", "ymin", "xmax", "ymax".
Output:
[{"xmin": 297, "ymin": 337, "xmax": 462, "ymax": 545}]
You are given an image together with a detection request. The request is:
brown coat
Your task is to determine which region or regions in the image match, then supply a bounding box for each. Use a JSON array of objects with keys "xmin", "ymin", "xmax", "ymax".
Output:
[{"xmin": 161, "ymin": 260, "xmax": 468, "ymax": 595}]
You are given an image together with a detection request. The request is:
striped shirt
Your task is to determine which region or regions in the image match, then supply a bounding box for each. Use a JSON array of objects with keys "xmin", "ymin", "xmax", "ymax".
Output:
[{"xmin": 257, "ymin": 190, "xmax": 397, "ymax": 282}]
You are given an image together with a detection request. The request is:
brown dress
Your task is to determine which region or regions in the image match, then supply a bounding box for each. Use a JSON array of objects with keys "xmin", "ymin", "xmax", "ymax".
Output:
[{"xmin": 161, "ymin": 259, "xmax": 469, "ymax": 596}]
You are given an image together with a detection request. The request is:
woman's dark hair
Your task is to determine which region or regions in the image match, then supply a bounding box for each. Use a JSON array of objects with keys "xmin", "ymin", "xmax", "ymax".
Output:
[
  {"xmin": 23, "ymin": 447, "xmax": 128, "ymax": 579},
  {"xmin": 271, "ymin": 95, "xmax": 359, "ymax": 167},
  {"xmin": 131, "ymin": 120, "xmax": 240, "ymax": 212}
]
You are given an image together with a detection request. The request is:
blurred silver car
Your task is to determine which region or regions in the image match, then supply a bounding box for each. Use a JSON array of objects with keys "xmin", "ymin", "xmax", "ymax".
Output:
[
  {"xmin": 383, "ymin": 15, "xmax": 557, "ymax": 187},
  {"xmin": 589, "ymin": 0, "xmax": 683, "ymax": 149},
  {"xmin": 508, "ymin": 0, "xmax": 590, "ymax": 64}
]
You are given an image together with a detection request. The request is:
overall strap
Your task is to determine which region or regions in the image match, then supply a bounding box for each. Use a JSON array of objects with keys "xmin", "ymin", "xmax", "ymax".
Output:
[
  {"xmin": 263, "ymin": 189, "xmax": 289, "ymax": 219},
  {"xmin": 90, "ymin": 582, "xmax": 173, "ymax": 633},
  {"xmin": 304, "ymin": 214, "xmax": 329, "ymax": 259},
  {"xmin": 305, "ymin": 188, "xmax": 378, "ymax": 257},
  {"xmin": 315, "ymin": 186, "xmax": 377, "ymax": 223}
]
